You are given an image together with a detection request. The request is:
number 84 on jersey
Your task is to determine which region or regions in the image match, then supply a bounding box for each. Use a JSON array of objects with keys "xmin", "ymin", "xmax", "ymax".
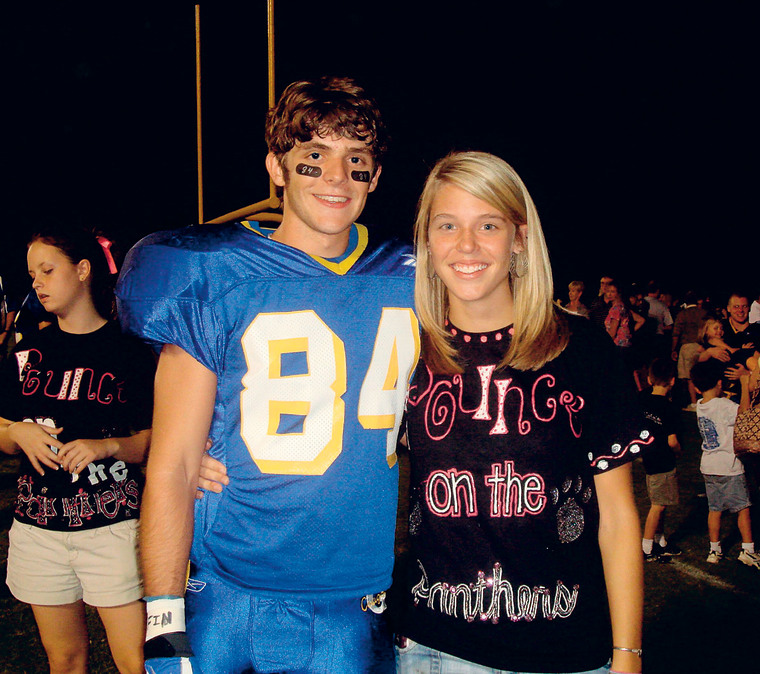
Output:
[{"xmin": 240, "ymin": 308, "xmax": 420, "ymax": 475}]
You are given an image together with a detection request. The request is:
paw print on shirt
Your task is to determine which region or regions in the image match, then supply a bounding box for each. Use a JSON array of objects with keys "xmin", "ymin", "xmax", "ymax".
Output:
[
  {"xmin": 409, "ymin": 499, "xmax": 423, "ymax": 537},
  {"xmin": 550, "ymin": 475, "xmax": 593, "ymax": 543}
]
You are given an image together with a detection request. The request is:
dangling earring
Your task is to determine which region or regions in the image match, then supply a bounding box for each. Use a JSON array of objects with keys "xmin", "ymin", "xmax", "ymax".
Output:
[
  {"xmin": 426, "ymin": 243, "xmax": 436, "ymax": 279},
  {"xmin": 510, "ymin": 252, "xmax": 528, "ymax": 278}
]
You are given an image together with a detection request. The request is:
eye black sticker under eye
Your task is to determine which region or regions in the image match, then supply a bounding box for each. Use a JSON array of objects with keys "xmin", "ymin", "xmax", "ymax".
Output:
[
  {"xmin": 296, "ymin": 163, "xmax": 322, "ymax": 177},
  {"xmin": 351, "ymin": 171, "xmax": 370, "ymax": 183}
]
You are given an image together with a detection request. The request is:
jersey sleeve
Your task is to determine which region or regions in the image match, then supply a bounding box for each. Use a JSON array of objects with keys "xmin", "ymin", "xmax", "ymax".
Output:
[
  {"xmin": 115, "ymin": 229, "xmax": 226, "ymax": 374},
  {"xmin": 566, "ymin": 317, "xmax": 650, "ymax": 473}
]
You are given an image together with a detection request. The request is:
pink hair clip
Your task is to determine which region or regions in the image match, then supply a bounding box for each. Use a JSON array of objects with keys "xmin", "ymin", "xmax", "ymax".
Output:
[{"xmin": 96, "ymin": 236, "xmax": 118, "ymax": 274}]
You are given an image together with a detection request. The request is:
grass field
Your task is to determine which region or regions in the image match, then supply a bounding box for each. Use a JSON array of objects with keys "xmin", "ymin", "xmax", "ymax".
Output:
[{"xmin": 2, "ymin": 411, "xmax": 759, "ymax": 673}]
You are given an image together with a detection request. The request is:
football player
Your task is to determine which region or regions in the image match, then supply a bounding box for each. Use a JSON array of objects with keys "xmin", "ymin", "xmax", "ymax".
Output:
[{"xmin": 116, "ymin": 76, "xmax": 418, "ymax": 673}]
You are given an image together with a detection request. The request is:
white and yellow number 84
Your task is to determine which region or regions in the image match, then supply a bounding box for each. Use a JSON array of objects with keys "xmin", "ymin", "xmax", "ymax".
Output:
[{"xmin": 240, "ymin": 308, "xmax": 419, "ymax": 475}]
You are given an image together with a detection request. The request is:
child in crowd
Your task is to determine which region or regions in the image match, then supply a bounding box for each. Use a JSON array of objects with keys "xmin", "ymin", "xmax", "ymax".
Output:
[
  {"xmin": 691, "ymin": 360, "xmax": 760, "ymax": 568},
  {"xmin": 639, "ymin": 358, "xmax": 682, "ymax": 562},
  {"xmin": 697, "ymin": 318, "xmax": 755, "ymax": 401},
  {"xmin": 698, "ymin": 318, "xmax": 739, "ymax": 362}
]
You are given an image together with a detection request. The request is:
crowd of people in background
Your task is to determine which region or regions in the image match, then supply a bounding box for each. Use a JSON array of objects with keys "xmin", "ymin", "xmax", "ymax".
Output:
[
  {"xmin": 557, "ymin": 278, "xmax": 759, "ymax": 408},
  {"xmin": 558, "ymin": 280, "xmax": 760, "ymax": 570}
]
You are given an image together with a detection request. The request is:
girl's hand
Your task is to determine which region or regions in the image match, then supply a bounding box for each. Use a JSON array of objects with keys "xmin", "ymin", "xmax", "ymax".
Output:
[
  {"xmin": 8, "ymin": 421, "xmax": 64, "ymax": 476},
  {"xmin": 57, "ymin": 438, "xmax": 114, "ymax": 476},
  {"xmin": 196, "ymin": 442, "xmax": 228, "ymax": 499}
]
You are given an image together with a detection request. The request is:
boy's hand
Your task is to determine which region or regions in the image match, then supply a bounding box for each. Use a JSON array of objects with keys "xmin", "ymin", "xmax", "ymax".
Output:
[
  {"xmin": 8, "ymin": 421, "xmax": 64, "ymax": 476},
  {"xmin": 725, "ymin": 364, "xmax": 749, "ymax": 380}
]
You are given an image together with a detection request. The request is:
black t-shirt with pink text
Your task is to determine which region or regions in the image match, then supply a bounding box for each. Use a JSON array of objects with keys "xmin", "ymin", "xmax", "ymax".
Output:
[
  {"xmin": 396, "ymin": 314, "xmax": 647, "ymax": 672},
  {"xmin": 0, "ymin": 321, "xmax": 155, "ymax": 532}
]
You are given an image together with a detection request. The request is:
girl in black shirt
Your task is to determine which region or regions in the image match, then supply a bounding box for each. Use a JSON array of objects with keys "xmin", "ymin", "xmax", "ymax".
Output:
[
  {"xmin": 395, "ymin": 152, "xmax": 644, "ymax": 674},
  {"xmin": 0, "ymin": 225, "xmax": 155, "ymax": 673}
]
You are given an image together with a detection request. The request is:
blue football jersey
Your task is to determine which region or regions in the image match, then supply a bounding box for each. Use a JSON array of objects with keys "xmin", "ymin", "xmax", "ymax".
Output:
[{"xmin": 116, "ymin": 221, "xmax": 419, "ymax": 599}]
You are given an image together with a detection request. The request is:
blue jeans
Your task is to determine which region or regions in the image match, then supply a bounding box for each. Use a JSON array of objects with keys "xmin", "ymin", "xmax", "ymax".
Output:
[
  {"xmin": 185, "ymin": 570, "xmax": 394, "ymax": 673},
  {"xmin": 395, "ymin": 638, "xmax": 611, "ymax": 674}
]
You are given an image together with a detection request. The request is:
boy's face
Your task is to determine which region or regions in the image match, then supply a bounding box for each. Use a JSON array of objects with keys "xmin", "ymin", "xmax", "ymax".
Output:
[{"xmin": 266, "ymin": 133, "xmax": 381, "ymax": 249}]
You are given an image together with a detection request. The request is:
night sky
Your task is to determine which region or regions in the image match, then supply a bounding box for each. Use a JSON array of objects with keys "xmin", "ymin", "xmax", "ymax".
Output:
[{"xmin": 3, "ymin": 2, "xmax": 755, "ymax": 304}]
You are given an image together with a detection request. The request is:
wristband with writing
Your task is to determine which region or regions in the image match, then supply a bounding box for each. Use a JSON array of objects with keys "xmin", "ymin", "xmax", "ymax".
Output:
[
  {"xmin": 143, "ymin": 596, "xmax": 202, "ymax": 673},
  {"xmin": 145, "ymin": 595, "xmax": 186, "ymax": 641}
]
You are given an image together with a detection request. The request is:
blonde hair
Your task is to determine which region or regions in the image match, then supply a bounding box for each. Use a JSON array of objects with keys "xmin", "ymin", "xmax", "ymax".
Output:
[
  {"xmin": 699, "ymin": 318, "xmax": 722, "ymax": 343},
  {"xmin": 414, "ymin": 151, "xmax": 568, "ymax": 373}
]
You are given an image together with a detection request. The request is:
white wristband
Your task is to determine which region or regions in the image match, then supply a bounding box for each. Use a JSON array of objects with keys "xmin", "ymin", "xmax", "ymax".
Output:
[{"xmin": 145, "ymin": 596, "xmax": 186, "ymax": 642}]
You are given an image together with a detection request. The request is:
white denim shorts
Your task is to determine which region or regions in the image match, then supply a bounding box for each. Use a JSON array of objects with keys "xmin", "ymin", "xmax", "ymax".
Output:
[{"xmin": 6, "ymin": 518, "xmax": 142, "ymax": 607}]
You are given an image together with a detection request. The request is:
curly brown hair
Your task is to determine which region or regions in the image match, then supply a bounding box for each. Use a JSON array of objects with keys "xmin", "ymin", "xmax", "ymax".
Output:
[{"xmin": 265, "ymin": 76, "xmax": 387, "ymax": 167}]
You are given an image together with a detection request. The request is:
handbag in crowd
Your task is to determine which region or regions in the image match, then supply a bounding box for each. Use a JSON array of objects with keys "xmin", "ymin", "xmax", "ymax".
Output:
[{"xmin": 735, "ymin": 388, "xmax": 760, "ymax": 456}]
